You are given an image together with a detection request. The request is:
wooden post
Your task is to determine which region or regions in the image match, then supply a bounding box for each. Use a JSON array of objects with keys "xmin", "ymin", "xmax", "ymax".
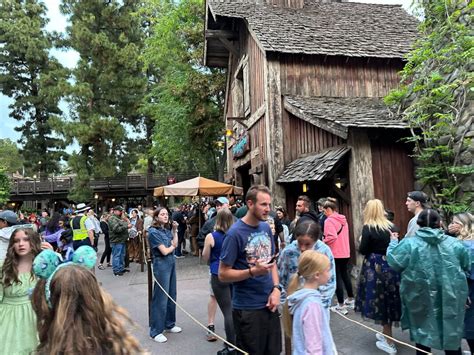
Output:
[
  {"xmin": 265, "ymin": 57, "xmax": 286, "ymax": 206},
  {"xmin": 347, "ymin": 129, "xmax": 374, "ymax": 266},
  {"xmin": 147, "ymin": 258, "xmax": 153, "ymax": 325}
]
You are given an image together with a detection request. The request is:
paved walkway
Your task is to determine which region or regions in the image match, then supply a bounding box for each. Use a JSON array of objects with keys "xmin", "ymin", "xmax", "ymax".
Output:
[{"xmin": 96, "ymin": 251, "xmax": 468, "ymax": 355}]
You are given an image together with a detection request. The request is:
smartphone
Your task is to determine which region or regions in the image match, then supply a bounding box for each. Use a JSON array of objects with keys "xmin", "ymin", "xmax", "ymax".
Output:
[{"xmin": 267, "ymin": 254, "xmax": 277, "ymax": 264}]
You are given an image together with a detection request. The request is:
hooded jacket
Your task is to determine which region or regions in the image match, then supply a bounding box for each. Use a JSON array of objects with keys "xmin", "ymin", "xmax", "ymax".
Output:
[
  {"xmin": 288, "ymin": 288, "xmax": 336, "ymax": 355},
  {"xmin": 323, "ymin": 212, "xmax": 350, "ymax": 259},
  {"xmin": 387, "ymin": 227, "xmax": 470, "ymax": 350},
  {"xmin": 278, "ymin": 240, "xmax": 336, "ymax": 308}
]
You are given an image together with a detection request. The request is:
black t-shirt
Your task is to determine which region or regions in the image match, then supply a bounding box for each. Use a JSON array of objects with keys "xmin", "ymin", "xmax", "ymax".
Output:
[{"xmin": 358, "ymin": 225, "xmax": 394, "ymax": 256}]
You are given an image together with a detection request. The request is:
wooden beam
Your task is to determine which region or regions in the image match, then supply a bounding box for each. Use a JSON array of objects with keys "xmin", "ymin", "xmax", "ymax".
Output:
[
  {"xmin": 218, "ymin": 37, "xmax": 239, "ymax": 57},
  {"xmin": 205, "ymin": 30, "xmax": 238, "ymax": 40}
]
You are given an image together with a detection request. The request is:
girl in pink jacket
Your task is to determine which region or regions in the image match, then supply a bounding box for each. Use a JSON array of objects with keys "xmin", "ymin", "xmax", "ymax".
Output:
[{"xmin": 323, "ymin": 198, "xmax": 354, "ymax": 315}]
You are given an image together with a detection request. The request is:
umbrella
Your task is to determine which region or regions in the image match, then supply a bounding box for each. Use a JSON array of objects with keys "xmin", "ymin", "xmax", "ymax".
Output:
[{"xmin": 153, "ymin": 176, "xmax": 243, "ymax": 197}]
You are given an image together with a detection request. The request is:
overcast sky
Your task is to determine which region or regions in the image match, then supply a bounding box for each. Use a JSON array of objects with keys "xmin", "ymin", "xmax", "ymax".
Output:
[{"xmin": 0, "ymin": 0, "xmax": 414, "ymax": 143}]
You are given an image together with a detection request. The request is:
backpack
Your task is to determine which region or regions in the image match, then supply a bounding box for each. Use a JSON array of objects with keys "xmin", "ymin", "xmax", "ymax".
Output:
[{"xmin": 128, "ymin": 226, "xmax": 138, "ymax": 239}]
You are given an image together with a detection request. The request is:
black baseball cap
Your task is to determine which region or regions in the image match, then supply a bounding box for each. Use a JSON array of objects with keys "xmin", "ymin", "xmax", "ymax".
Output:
[{"xmin": 407, "ymin": 191, "xmax": 428, "ymax": 204}]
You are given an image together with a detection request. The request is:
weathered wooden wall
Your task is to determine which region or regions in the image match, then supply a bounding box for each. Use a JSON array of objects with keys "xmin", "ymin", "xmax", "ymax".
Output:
[
  {"xmin": 226, "ymin": 24, "xmax": 267, "ymax": 181},
  {"xmin": 371, "ymin": 136, "xmax": 414, "ymax": 237},
  {"xmin": 284, "ymin": 113, "xmax": 344, "ymax": 163},
  {"xmin": 280, "ymin": 55, "xmax": 403, "ymax": 98}
]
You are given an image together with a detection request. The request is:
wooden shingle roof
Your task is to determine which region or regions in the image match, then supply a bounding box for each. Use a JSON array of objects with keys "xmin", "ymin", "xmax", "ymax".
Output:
[
  {"xmin": 277, "ymin": 146, "xmax": 350, "ymax": 183},
  {"xmin": 284, "ymin": 95, "xmax": 409, "ymax": 139},
  {"xmin": 208, "ymin": 0, "xmax": 418, "ymax": 59}
]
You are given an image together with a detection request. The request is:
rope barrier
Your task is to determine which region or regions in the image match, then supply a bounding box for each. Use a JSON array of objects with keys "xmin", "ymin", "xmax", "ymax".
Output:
[
  {"xmin": 332, "ymin": 310, "xmax": 433, "ymax": 354},
  {"xmin": 144, "ymin": 251, "xmax": 433, "ymax": 355},
  {"xmin": 146, "ymin": 258, "xmax": 249, "ymax": 355}
]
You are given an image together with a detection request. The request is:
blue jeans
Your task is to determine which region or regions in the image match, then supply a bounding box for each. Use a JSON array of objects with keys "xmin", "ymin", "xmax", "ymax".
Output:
[
  {"xmin": 150, "ymin": 255, "xmax": 177, "ymax": 337},
  {"xmin": 111, "ymin": 242, "xmax": 126, "ymax": 274}
]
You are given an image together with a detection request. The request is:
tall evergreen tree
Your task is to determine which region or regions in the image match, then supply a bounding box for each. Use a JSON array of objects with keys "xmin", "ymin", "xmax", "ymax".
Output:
[
  {"xmin": 0, "ymin": 0, "xmax": 69, "ymax": 177},
  {"xmin": 141, "ymin": 0, "xmax": 226, "ymax": 178},
  {"xmin": 60, "ymin": 0, "xmax": 147, "ymax": 201}
]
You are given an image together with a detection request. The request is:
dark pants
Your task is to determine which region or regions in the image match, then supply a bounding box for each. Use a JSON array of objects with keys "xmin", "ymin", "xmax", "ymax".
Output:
[
  {"xmin": 100, "ymin": 234, "xmax": 111, "ymax": 264},
  {"xmin": 175, "ymin": 230, "xmax": 186, "ymax": 256},
  {"xmin": 93, "ymin": 232, "xmax": 99, "ymax": 250},
  {"xmin": 211, "ymin": 274, "xmax": 235, "ymax": 345},
  {"xmin": 415, "ymin": 343, "xmax": 461, "ymax": 355},
  {"xmin": 232, "ymin": 308, "xmax": 282, "ymax": 355},
  {"xmin": 73, "ymin": 238, "xmax": 92, "ymax": 250},
  {"xmin": 335, "ymin": 257, "xmax": 354, "ymax": 304}
]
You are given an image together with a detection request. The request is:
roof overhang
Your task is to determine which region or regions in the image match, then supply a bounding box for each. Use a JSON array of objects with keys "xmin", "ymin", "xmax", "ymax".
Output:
[
  {"xmin": 277, "ymin": 146, "xmax": 350, "ymax": 183},
  {"xmin": 284, "ymin": 96, "xmax": 409, "ymax": 139}
]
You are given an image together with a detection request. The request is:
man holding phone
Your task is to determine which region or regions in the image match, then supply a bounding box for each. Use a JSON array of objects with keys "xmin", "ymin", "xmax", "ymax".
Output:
[{"xmin": 219, "ymin": 185, "xmax": 282, "ymax": 355}]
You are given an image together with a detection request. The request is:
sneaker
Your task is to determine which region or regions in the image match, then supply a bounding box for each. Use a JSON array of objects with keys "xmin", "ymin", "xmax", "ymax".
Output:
[
  {"xmin": 174, "ymin": 255, "xmax": 185, "ymax": 259},
  {"xmin": 330, "ymin": 305, "xmax": 348, "ymax": 315},
  {"xmin": 107, "ymin": 263, "xmax": 112, "ymax": 267},
  {"xmin": 114, "ymin": 272, "xmax": 124, "ymax": 276},
  {"xmin": 166, "ymin": 326, "xmax": 182, "ymax": 333},
  {"xmin": 206, "ymin": 325, "xmax": 217, "ymax": 342},
  {"xmin": 344, "ymin": 298, "xmax": 355, "ymax": 310},
  {"xmin": 123, "ymin": 269, "xmax": 130, "ymax": 273},
  {"xmin": 376, "ymin": 332, "xmax": 386, "ymax": 343},
  {"xmin": 217, "ymin": 347, "xmax": 235, "ymax": 355},
  {"xmin": 152, "ymin": 333, "xmax": 168, "ymax": 343},
  {"xmin": 376, "ymin": 340, "xmax": 397, "ymax": 354},
  {"xmin": 98, "ymin": 264, "xmax": 105, "ymax": 270}
]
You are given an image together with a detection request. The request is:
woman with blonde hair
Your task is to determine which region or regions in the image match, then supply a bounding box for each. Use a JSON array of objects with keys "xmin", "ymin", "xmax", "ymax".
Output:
[
  {"xmin": 203, "ymin": 208, "xmax": 236, "ymax": 355},
  {"xmin": 31, "ymin": 248, "xmax": 143, "ymax": 355},
  {"xmin": 449, "ymin": 212, "xmax": 474, "ymax": 353},
  {"xmin": 283, "ymin": 250, "xmax": 336, "ymax": 354},
  {"xmin": 355, "ymin": 199, "xmax": 401, "ymax": 355}
]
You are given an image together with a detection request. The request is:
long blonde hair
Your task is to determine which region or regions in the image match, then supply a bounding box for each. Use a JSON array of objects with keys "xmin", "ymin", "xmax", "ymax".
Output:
[
  {"xmin": 453, "ymin": 212, "xmax": 474, "ymax": 241},
  {"xmin": 32, "ymin": 265, "xmax": 143, "ymax": 355},
  {"xmin": 282, "ymin": 251, "xmax": 330, "ymax": 338},
  {"xmin": 363, "ymin": 199, "xmax": 393, "ymax": 231}
]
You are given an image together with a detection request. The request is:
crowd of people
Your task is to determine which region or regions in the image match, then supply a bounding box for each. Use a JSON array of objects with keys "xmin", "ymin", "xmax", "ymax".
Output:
[{"xmin": 0, "ymin": 186, "xmax": 473, "ymax": 355}]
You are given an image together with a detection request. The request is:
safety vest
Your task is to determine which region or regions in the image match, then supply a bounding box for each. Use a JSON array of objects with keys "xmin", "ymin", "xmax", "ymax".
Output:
[{"xmin": 71, "ymin": 215, "xmax": 89, "ymax": 241}]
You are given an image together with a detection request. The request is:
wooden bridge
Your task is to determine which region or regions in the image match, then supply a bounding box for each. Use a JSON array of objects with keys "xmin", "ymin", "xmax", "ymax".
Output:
[{"xmin": 8, "ymin": 173, "xmax": 217, "ymax": 202}]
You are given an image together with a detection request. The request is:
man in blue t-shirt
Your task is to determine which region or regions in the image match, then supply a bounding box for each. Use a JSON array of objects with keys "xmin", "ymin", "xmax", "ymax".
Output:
[{"xmin": 219, "ymin": 185, "xmax": 282, "ymax": 355}]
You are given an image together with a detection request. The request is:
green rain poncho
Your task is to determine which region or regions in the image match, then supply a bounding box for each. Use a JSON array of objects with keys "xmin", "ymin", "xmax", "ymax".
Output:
[{"xmin": 387, "ymin": 227, "xmax": 470, "ymax": 350}]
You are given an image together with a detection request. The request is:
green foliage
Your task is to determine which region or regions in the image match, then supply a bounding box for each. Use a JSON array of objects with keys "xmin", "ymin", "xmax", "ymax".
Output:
[
  {"xmin": 60, "ymin": 0, "xmax": 148, "ymax": 201},
  {"xmin": 0, "ymin": 0, "xmax": 69, "ymax": 176},
  {"xmin": 386, "ymin": 0, "xmax": 473, "ymax": 218},
  {"xmin": 141, "ymin": 0, "xmax": 226, "ymax": 177},
  {"xmin": 0, "ymin": 139, "xmax": 24, "ymax": 174},
  {"xmin": 0, "ymin": 166, "xmax": 11, "ymax": 206}
]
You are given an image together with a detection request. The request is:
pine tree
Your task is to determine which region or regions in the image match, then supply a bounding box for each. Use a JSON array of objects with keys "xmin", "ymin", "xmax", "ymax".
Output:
[
  {"xmin": 0, "ymin": 0, "xmax": 69, "ymax": 177},
  {"xmin": 60, "ymin": 0, "xmax": 147, "ymax": 201}
]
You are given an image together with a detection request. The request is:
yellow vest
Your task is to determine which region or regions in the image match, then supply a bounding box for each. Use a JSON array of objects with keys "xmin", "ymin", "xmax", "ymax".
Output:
[{"xmin": 71, "ymin": 215, "xmax": 89, "ymax": 241}]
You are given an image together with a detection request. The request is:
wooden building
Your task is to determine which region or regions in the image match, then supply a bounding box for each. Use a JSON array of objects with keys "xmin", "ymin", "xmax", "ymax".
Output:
[{"xmin": 204, "ymin": 0, "xmax": 418, "ymax": 252}]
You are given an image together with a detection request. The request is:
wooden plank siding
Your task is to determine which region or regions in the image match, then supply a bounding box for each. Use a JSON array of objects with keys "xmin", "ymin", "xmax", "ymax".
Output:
[
  {"xmin": 280, "ymin": 54, "xmax": 403, "ymax": 98},
  {"xmin": 286, "ymin": 113, "xmax": 344, "ymax": 163},
  {"xmin": 371, "ymin": 136, "xmax": 415, "ymax": 237},
  {"xmin": 226, "ymin": 23, "xmax": 267, "ymax": 165}
]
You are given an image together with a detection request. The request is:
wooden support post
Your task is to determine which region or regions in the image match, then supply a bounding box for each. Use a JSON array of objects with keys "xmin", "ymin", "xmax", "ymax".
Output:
[
  {"xmin": 265, "ymin": 58, "xmax": 286, "ymax": 206},
  {"xmin": 348, "ymin": 129, "xmax": 374, "ymax": 265}
]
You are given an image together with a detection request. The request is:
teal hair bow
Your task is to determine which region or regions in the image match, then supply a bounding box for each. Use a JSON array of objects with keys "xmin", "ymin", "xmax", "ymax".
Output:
[{"xmin": 33, "ymin": 246, "xmax": 97, "ymax": 307}]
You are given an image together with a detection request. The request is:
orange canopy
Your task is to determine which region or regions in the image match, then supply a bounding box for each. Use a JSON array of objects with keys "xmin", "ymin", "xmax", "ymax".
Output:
[{"xmin": 153, "ymin": 176, "xmax": 243, "ymax": 197}]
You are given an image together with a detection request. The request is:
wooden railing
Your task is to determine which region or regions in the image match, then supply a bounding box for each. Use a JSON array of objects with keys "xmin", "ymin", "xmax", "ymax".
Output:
[{"xmin": 10, "ymin": 173, "xmax": 217, "ymax": 196}]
